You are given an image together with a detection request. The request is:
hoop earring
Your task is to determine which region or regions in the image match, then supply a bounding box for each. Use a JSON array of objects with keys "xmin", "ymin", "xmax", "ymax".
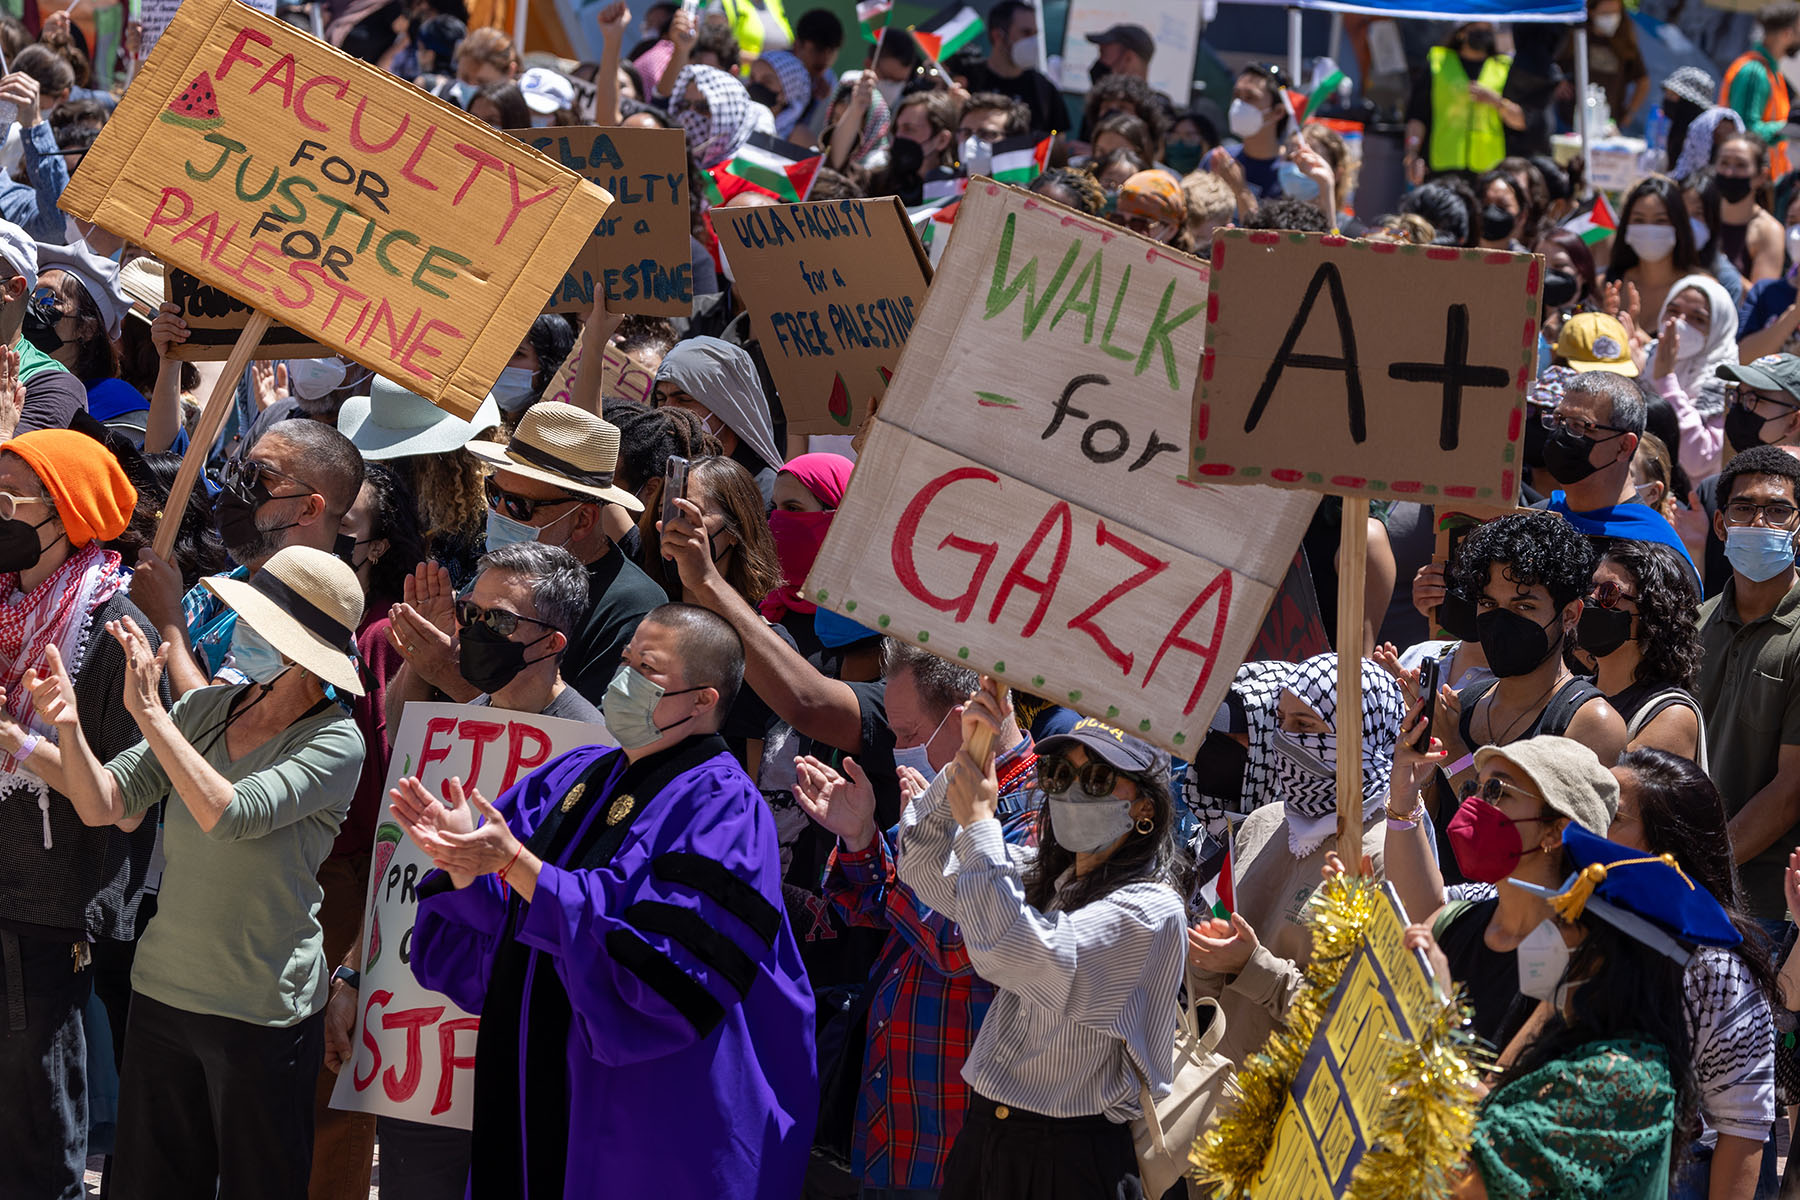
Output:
[{"xmin": 1135, "ymin": 817, "xmax": 1154, "ymax": 835}]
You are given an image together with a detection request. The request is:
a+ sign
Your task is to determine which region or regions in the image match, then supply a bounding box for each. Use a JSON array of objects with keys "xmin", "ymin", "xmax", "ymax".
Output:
[{"xmin": 1386, "ymin": 304, "xmax": 1511, "ymax": 452}]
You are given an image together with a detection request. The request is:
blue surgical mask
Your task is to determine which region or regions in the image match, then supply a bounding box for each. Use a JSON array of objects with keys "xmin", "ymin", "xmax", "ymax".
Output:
[
  {"xmin": 1690, "ymin": 216, "xmax": 1712, "ymax": 251},
  {"xmin": 602, "ymin": 663, "xmax": 702, "ymax": 749},
  {"xmin": 231, "ymin": 620, "xmax": 289, "ymax": 684},
  {"xmin": 491, "ymin": 365, "xmax": 538, "ymax": 412},
  {"xmin": 1278, "ymin": 160, "xmax": 1320, "ymax": 201},
  {"xmin": 1725, "ymin": 525, "xmax": 1797, "ymax": 582},
  {"xmin": 893, "ymin": 707, "xmax": 953, "ymax": 780},
  {"xmin": 1046, "ymin": 796, "xmax": 1135, "ymax": 852},
  {"xmin": 484, "ymin": 504, "xmax": 575, "ymax": 551}
]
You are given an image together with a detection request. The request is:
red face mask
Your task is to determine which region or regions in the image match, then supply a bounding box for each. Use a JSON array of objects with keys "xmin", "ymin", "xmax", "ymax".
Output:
[
  {"xmin": 761, "ymin": 509, "xmax": 834, "ymax": 618},
  {"xmin": 1446, "ymin": 792, "xmax": 1537, "ymax": 883}
]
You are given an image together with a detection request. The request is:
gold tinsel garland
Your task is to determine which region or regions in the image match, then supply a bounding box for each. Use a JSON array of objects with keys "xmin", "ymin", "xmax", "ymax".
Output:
[{"xmin": 1188, "ymin": 873, "xmax": 1484, "ymax": 1200}]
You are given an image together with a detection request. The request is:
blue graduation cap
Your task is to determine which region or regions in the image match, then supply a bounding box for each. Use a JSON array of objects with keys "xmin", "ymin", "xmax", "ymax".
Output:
[{"xmin": 1507, "ymin": 824, "xmax": 1741, "ymax": 963}]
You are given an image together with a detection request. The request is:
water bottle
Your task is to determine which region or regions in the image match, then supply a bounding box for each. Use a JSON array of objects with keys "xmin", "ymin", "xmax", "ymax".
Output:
[
  {"xmin": 1646, "ymin": 105, "xmax": 1670, "ymax": 152},
  {"xmin": 961, "ymin": 134, "xmax": 992, "ymax": 179}
]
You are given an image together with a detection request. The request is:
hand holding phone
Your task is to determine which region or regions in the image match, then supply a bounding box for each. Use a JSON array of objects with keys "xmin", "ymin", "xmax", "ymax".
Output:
[
  {"xmin": 1413, "ymin": 656, "xmax": 1441, "ymax": 751},
  {"xmin": 661, "ymin": 455, "xmax": 690, "ymax": 536}
]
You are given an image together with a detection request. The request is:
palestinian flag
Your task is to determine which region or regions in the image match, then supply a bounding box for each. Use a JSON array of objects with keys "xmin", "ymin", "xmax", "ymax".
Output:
[
  {"xmin": 912, "ymin": 4, "xmax": 981, "ymax": 62},
  {"xmin": 1562, "ymin": 192, "xmax": 1617, "ymax": 246},
  {"xmin": 991, "ymin": 132, "xmax": 1054, "ymax": 185},
  {"xmin": 921, "ymin": 174, "xmax": 967, "ymax": 203},
  {"xmin": 1195, "ymin": 837, "xmax": 1235, "ymax": 919},
  {"xmin": 718, "ymin": 133, "xmax": 823, "ymax": 202},
  {"xmin": 856, "ymin": 0, "xmax": 891, "ymax": 44}
]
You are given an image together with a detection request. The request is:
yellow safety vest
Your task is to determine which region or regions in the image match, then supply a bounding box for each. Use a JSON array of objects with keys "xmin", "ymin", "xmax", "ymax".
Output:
[
  {"xmin": 1428, "ymin": 46, "xmax": 1511, "ymax": 173},
  {"xmin": 719, "ymin": 0, "xmax": 793, "ymax": 57}
]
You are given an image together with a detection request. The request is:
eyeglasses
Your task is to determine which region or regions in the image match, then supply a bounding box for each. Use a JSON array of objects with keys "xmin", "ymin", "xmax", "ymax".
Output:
[
  {"xmin": 1036, "ymin": 754, "xmax": 1128, "ymax": 799},
  {"xmin": 1726, "ymin": 382, "xmax": 1799, "ymax": 413},
  {"xmin": 1113, "ymin": 213, "xmax": 1173, "ymax": 239},
  {"xmin": 455, "ymin": 598, "xmax": 553, "ymax": 638},
  {"xmin": 0, "ymin": 491, "xmax": 51, "ymax": 522},
  {"xmin": 1539, "ymin": 410, "xmax": 1627, "ymax": 440},
  {"xmin": 1587, "ymin": 580, "xmax": 1640, "ymax": 610},
  {"xmin": 1458, "ymin": 777, "xmax": 1549, "ymax": 815},
  {"xmin": 484, "ymin": 477, "xmax": 585, "ymax": 522},
  {"xmin": 1723, "ymin": 499, "xmax": 1800, "ymax": 528},
  {"xmin": 218, "ymin": 458, "xmax": 312, "ymax": 500}
]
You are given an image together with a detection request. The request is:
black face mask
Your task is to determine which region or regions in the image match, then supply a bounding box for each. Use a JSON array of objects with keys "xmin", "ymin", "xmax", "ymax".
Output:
[
  {"xmin": 0, "ymin": 510, "xmax": 58, "ymax": 574},
  {"xmin": 746, "ymin": 81, "xmax": 780, "ymax": 108},
  {"xmin": 456, "ymin": 622, "xmax": 556, "ymax": 695},
  {"xmin": 21, "ymin": 298, "xmax": 63, "ymax": 355},
  {"xmin": 1524, "ymin": 406, "xmax": 1550, "ymax": 469},
  {"xmin": 1665, "ymin": 98, "xmax": 1702, "ymax": 164},
  {"xmin": 1541, "ymin": 426, "xmax": 1603, "ymax": 484},
  {"xmin": 1476, "ymin": 607, "xmax": 1563, "ymax": 677},
  {"xmin": 1480, "ymin": 204, "xmax": 1517, "ymax": 242},
  {"xmin": 1726, "ymin": 402, "xmax": 1786, "ymax": 453},
  {"xmin": 1436, "ymin": 589, "xmax": 1481, "ymax": 642},
  {"xmin": 1462, "ymin": 26, "xmax": 1497, "ymax": 56},
  {"xmin": 888, "ymin": 135, "xmax": 925, "ymax": 179},
  {"xmin": 1089, "ymin": 60, "xmax": 1112, "ymax": 86},
  {"xmin": 1542, "ymin": 269, "xmax": 1579, "ymax": 310},
  {"xmin": 214, "ymin": 484, "xmax": 300, "ymax": 563},
  {"xmin": 1575, "ymin": 606, "xmax": 1634, "ymax": 658},
  {"xmin": 1716, "ymin": 174, "xmax": 1754, "ymax": 204},
  {"xmin": 1187, "ymin": 729, "xmax": 1248, "ymax": 804}
]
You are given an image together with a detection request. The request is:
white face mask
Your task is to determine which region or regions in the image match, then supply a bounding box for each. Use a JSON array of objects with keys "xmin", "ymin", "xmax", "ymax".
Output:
[
  {"xmin": 491, "ymin": 365, "xmax": 538, "ymax": 412},
  {"xmin": 1592, "ymin": 10, "xmax": 1622, "ymax": 36},
  {"xmin": 1624, "ymin": 223, "xmax": 1677, "ymax": 262},
  {"xmin": 1516, "ymin": 918, "xmax": 1573, "ymax": 1003},
  {"xmin": 1672, "ymin": 315, "xmax": 1704, "ymax": 359},
  {"xmin": 1690, "ymin": 216, "xmax": 1712, "ymax": 250},
  {"xmin": 893, "ymin": 707, "xmax": 953, "ymax": 779},
  {"xmin": 1009, "ymin": 33, "xmax": 1038, "ymax": 68},
  {"xmin": 1047, "ymin": 796, "xmax": 1135, "ymax": 852},
  {"xmin": 287, "ymin": 356, "xmax": 348, "ymax": 401},
  {"xmin": 1228, "ymin": 97, "xmax": 1265, "ymax": 140}
]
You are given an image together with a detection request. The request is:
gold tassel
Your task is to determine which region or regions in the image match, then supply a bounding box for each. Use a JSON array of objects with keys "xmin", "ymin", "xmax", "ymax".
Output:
[{"xmin": 1548, "ymin": 853, "xmax": 1692, "ymax": 924}]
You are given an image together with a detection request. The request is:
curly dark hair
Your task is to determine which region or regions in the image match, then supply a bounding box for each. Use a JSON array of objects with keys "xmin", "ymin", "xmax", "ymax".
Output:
[
  {"xmin": 1081, "ymin": 74, "xmax": 1170, "ymax": 146},
  {"xmin": 104, "ymin": 447, "xmax": 225, "ymax": 591},
  {"xmin": 1030, "ymin": 165, "xmax": 1106, "ymax": 215},
  {"xmin": 1453, "ymin": 510, "xmax": 1596, "ymax": 609},
  {"xmin": 1021, "ymin": 760, "xmax": 1192, "ymax": 915},
  {"xmin": 1243, "ymin": 197, "xmax": 1330, "ymax": 234},
  {"xmin": 1596, "ymin": 542, "xmax": 1701, "ymax": 690}
]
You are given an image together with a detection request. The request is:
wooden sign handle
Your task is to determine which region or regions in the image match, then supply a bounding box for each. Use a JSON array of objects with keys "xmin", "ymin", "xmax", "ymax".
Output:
[
  {"xmin": 152, "ymin": 311, "xmax": 272, "ymax": 562},
  {"xmin": 1335, "ymin": 498, "xmax": 1369, "ymax": 869}
]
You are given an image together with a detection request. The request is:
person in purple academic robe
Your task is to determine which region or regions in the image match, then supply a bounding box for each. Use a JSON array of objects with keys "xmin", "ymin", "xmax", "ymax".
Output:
[{"xmin": 395, "ymin": 602, "xmax": 817, "ymax": 1199}]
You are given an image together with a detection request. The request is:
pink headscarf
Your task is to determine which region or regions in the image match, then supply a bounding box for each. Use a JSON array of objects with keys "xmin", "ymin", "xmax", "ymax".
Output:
[{"xmin": 760, "ymin": 453, "xmax": 855, "ymax": 620}]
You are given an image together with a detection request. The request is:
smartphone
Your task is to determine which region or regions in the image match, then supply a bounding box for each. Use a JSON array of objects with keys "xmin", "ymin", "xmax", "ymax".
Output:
[
  {"xmin": 679, "ymin": 0, "xmax": 698, "ymax": 18},
  {"xmin": 1414, "ymin": 655, "xmax": 1442, "ymax": 751},
  {"xmin": 661, "ymin": 454, "xmax": 690, "ymax": 533}
]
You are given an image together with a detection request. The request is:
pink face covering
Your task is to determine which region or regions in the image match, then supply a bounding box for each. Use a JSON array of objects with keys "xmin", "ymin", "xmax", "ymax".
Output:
[{"xmin": 761, "ymin": 509, "xmax": 834, "ymax": 619}]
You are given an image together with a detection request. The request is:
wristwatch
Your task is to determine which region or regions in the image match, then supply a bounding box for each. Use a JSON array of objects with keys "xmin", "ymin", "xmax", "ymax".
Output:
[{"xmin": 332, "ymin": 965, "xmax": 361, "ymax": 990}]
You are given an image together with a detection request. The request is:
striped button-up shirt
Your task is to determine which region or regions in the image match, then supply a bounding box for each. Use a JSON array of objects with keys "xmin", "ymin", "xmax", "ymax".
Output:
[{"xmin": 894, "ymin": 768, "xmax": 1187, "ymax": 1122}]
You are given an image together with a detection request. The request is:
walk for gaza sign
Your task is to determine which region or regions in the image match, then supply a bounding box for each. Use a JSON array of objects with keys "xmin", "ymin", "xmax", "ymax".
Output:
[
  {"xmin": 1194, "ymin": 231, "xmax": 1540, "ymax": 504},
  {"xmin": 805, "ymin": 183, "xmax": 1319, "ymax": 755},
  {"xmin": 59, "ymin": 0, "xmax": 613, "ymax": 419},
  {"xmin": 330, "ymin": 702, "xmax": 610, "ymax": 1128},
  {"xmin": 718, "ymin": 196, "xmax": 931, "ymax": 436}
]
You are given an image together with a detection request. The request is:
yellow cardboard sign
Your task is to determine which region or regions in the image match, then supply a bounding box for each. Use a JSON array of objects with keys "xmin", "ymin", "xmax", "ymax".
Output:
[
  {"xmin": 1250, "ymin": 886, "xmax": 1436, "ymax": 1198},
  {"xmin": 60, "ymin": 0, "xmax": 613, "ymax": 418}
]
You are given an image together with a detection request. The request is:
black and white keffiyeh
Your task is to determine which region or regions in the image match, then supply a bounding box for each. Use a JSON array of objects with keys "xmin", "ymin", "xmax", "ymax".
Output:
[{"xmin": 673, "ymin": 64, "xmax": 759, "ymax": 168}]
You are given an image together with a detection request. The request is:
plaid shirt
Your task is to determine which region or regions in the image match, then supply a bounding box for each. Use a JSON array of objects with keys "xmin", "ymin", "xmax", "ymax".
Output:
[
  {"xmin": 823, "ymin": 738, "xmax": 1039, "ymax": 1190},
  {"xmin": 181, "ymin": 566, "xmax": 250, "ymax": 685}
]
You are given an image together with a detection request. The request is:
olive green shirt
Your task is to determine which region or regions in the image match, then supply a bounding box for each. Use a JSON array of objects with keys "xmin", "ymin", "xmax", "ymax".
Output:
[
  {"xmin": 1697, "ymin": 575, "xmax": 1800, "ymax": 917},
  {"xmin": 107, "ymin": 685, "xmax": 365, "ymax": 1026}
]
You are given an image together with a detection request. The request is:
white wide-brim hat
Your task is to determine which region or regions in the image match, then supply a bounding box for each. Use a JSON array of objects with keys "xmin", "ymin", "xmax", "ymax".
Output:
[
  {"xmin": 339, "ymin": 375, "xmax": 501, "ymax": 460},
  {"xmin": 202, "ymin": 546, "xmax": 366, "ymax": 695}
]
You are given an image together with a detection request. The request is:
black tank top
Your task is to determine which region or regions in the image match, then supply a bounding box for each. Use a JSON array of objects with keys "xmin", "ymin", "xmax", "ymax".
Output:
[
  {"xmin": 1456, "ymin": 675, "xmax": 1604, "ymax": 748},
  {"xmin": 1719, "ymin": 219, "xmax": 1751, "ymax": 279}
]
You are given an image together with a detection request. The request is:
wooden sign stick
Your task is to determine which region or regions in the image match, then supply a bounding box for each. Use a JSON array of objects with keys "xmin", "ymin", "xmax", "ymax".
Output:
[
  {"xmin": 1335, "ymin": 497, "xmax": 1369, "ymax": 869},
  {"xmin": 152, "ymin": 311, "xmax": 271, "ymax": 561}
]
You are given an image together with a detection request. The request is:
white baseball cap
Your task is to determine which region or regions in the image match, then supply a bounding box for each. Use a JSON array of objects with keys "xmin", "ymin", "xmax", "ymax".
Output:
[
  {"xmin": 0, "ymin": 219, "xmax": 38, "ymax": 292},
  {"xmin": 519, "ymin": 67, "xmax": 576, "ymax": 115}
]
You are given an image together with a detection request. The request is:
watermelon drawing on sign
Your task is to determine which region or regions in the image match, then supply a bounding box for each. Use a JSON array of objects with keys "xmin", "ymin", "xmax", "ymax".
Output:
[
  {"xmin": 161, "ymin": 72, "xmax": 224, "ymax": 131},
  {"xmin": 827, "ymin": 373, "xmax": 851, "ymax": 426},
  {"xmin": 365, "ymin": 824, "xmax": 404, "ymax": 968}
]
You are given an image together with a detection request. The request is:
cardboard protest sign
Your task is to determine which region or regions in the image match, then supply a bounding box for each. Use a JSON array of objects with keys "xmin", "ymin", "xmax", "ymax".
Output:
[
  {"xmin": 330, "ymin": 702, "xmax": 610, "ymax": 1128},
  {"xmin": 164, "ymin": 267, "xmax": 333, "ymax": 360},
  {"xmin": 806, "ymin": 183, "xmax": 1318, "ymax": 756},
  {"xmin": 1248, "ymin": 886, "xmax": 1440, "ymax": 1198},
  {"xmin": 535, "ymin": 335, "xmax": 655, "ymax": 408},
  {"xmin": 1195, "ymin": 231, "xmax": 1541, "ymax": 506},
  {"xmin": 716, "ymin": 196, "xmax": 931, "ymax": 437},
  {"xmin": 61, "ymin": 0, "xmax": 614, "ymax": 419},
  {"xmin": 512, "ymin": 126, "xmax": 691, "ymax": 316},
  {"xmin": 141, "ymin": 0, "xmax": 276, "ymax": 61}
]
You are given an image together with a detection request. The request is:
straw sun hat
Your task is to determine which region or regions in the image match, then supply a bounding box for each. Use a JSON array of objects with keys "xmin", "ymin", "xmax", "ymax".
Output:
[
  {"xmin": 201, "ymin": 546, "xmax": 367, "ymax": 696},
  {"xmin": 464, "ymin": 400, "xmax": 644, "ymax": 511}
]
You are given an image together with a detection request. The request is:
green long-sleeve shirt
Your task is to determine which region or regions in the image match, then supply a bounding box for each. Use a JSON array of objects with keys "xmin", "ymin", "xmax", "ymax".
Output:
[
  {"xmin": 1727, "ymin": 46, "xmax": 1789, "ymax": 146},
  {"xmin": 109, "ymin": 684, "xmax": 364, "ymax": 1026}
]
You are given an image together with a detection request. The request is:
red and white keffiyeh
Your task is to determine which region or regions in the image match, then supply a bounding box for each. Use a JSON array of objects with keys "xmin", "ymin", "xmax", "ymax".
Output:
[{"xmin": 0, "ymin": 540, "xmax": 123, "ymax": 737}]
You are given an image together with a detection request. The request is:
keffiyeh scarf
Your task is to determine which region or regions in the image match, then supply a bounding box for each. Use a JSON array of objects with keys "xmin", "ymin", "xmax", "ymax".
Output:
[{"xmin": 673, "ymin": 64, "xmax": 759, "ymax": 168}]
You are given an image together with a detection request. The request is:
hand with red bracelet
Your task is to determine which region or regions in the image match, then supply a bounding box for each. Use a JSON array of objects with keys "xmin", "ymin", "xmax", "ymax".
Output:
[{"xmin": 391, "ymin": 775, "xmax": 540, "ymax": 897}]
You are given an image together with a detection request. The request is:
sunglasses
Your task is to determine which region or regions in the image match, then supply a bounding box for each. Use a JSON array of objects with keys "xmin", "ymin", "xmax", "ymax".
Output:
[
  {"xmin": 1036, "ymin": 754, "xmax": 1129, "ymax": 799},
  {"xmin": 455, "ymin": 598, "xmax": 553, "ymax": 638},
  {"xmin": 1457, "ymin": 776, "xmax": 1549, "ymax": 816},
  {"xmin": 484, "ymin": 477, "xmax": 585, "ymax": 522},
  {"xmin": 218, "ymin": 457, "xmax": 312, "ymax": 500},
  {"xmin": 1586, "ymin": 580, "xmax": 1639, "ymax": 610}
]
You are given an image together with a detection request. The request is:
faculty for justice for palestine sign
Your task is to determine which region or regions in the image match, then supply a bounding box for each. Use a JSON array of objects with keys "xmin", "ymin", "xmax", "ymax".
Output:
[
  {"xmin": 512, "ymin": 125, "xmax": 692, "ymax": 317},
  {"xmin": 717, "ymin": 196, "xmax": 932, "ymax": 437},
  {"xmin": 330, "ymin": 702, "xmax": 611, "ymax": 1129},
  {"xmin": 806, "ymin": 182, "xmax": 1319, "ymax": 757},
  {"xmin": 1249, "ymin": 886, "xmax": 1442, "ymax": 1198},
  {"xmin": 60, "ymin": 0, "xmax": 614, "ymax": 419},
  {"xmin": 1194, "ymin": 231, "xmax": 1540, "ymax": 505}
]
